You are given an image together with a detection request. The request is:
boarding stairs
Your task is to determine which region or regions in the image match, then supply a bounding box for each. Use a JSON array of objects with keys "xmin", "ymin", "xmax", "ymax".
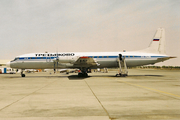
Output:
[{"xmin": 116, "ymin": 54, "xmax": 128, "ymax": 77}]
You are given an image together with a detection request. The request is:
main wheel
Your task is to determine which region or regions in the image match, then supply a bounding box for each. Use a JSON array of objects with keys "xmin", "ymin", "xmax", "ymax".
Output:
[
  {"xmin": 78, "ymin": 73, "xmax": 88, "ymax": 77},
  {"xmin": 21, "ymin": 74, "xmax": 25, "ymax": 77},
  {"xmin": 84, "ymin": 73, "xmax": 88, "ymax": 77},
  {"xmin": 78, "ymin": 73, "xmax": 83, "ymax": 77}
]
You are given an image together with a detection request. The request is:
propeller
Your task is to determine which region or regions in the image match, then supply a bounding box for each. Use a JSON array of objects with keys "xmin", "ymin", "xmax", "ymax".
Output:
[
  {"xmin": 53, "ymin": 52, "xmax": 59, "ymax": 73},
  {"xmin": 53, "ymin": 54, "xmax": 55, "ymax": 73}
]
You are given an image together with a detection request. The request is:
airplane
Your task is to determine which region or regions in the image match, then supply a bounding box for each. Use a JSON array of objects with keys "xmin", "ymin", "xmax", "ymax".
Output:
[{"xmin": 6, "ymin": 28, "xmax": 176, "ymax": 77}]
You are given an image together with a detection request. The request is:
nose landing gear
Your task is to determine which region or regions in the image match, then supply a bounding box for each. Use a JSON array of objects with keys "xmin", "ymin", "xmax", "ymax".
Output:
[{"xmin": 21, "ymin": 70, "xmax": 25, "ymax": 77}]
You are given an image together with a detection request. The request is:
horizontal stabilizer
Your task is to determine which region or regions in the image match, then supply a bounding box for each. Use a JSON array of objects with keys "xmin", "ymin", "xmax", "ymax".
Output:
[{"xmin": 157, "ymin": 56, "xmax": 176, "ymax": 62}]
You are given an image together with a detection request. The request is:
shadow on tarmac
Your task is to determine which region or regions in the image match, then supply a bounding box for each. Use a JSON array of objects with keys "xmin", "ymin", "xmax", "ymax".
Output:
[
  {"xmin": 3, "ymin": 76, "xmax": 68, "ymax": 79},
  {"xmin": 3, "ymin": 74, "xmax": 164, "ymax": 79},
  {"xmin": 81, "ymin": 74, "xmax": 164, "ymax": 78},
  {"xmin": 67, "ymin": 74, "xmax": 164, "ymax": 80},
  {"xmin": 128, "ymin": 75, "xmax": 164, "ymax": 77},
  {"xmin": 68, "ymin": 75, "xmax": 91, "ymax": 80}
]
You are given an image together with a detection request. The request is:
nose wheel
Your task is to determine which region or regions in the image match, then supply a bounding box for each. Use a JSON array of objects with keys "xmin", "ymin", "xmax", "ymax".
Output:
[
  {"xmin": 21, "ymin": 70, "xmax": 25, "ymax": 77},
  {"xmin": 21, "ymin": 74, "xmax": 25, "ymax": 77}
]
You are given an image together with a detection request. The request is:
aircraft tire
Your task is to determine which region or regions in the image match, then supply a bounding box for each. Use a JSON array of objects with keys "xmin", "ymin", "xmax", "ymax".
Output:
[
  {"xmin": 84, "ymin": 73, "xmax": 88, "ymax": 77},
  {"xmin": 21, "ymin": 74, "xmax": 25, "ymax": 77},
  {"xmin": 78, "ymin": 73, "xmax": 88, "ymax": 77},
  {"xmin": 78, "ymin": 73, "xmax": 82, "ymax": 77}
]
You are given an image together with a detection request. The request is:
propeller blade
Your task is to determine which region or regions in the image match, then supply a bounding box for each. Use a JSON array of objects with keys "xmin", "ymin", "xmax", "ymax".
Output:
[
  {"xmin": 53, "ymin": 51, "xmax": 60, "ymax": 73},
  {"xmin": 57, "ymin": 61, "xmax": 58, "ymax": 72},
  {"xmin": 56, "ymin": 52, "xmax": 59, "ymax": 73},
  {"xmin": 54, "ymin": 62, "xmax": 56, "ymax": 73}
]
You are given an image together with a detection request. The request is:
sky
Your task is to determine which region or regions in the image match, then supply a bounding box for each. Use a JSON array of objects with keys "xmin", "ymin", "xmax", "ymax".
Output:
[{"xmin": 0, "ymin": 0, "xmax": 179, "ymax": 66}]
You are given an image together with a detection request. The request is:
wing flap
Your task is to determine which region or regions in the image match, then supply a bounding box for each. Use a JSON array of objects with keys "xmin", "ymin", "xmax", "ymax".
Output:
[{"xmin": 74, "ymin": 56, "xmax": 100, "ymax": 67}]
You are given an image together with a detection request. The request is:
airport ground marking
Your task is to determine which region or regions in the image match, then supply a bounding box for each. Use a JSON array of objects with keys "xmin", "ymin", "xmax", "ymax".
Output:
[
  {"xmin": 120, "ymin": 80, "xmax": 180, "ymax": 99},
  {"xmin": 84, "ymin": 80, "xmax": 112, "ymax": 120},
  {"xmin": 0, "ymin": 79, "xmax": 58, "ymax": 111}
]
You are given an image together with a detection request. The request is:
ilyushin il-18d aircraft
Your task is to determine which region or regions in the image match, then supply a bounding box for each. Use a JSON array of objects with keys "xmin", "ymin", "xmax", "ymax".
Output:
[{"xmin": 6, "ymin": 28, "xmax": 175, "ymax": 77}]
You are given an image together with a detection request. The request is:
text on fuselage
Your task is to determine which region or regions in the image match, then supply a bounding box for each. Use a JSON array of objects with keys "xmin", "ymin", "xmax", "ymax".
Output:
[{"xmin": 35, "ymin": 53, "xmax": 75, "ymax": 57}]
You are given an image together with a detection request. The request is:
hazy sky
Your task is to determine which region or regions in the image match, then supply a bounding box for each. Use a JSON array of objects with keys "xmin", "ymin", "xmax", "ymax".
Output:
[{"xmin": 0, "ymin": 0, "xmax": 179, "ymax": 66}]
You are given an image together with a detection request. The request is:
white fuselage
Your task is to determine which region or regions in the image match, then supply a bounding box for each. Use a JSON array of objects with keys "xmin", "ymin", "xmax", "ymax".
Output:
[{"xmin": 9, "ymin": 52, "xmax": 168, "ymax": 69}]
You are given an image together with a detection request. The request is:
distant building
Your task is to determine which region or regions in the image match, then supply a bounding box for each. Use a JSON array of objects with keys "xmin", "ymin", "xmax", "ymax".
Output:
[{"xmin": 0, "ymin": 59, "xmax": 11, "ymax": 66}]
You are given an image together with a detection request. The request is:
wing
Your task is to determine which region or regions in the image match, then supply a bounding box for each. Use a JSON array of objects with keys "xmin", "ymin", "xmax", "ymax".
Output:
[{"xmin": 73, "ymin": 56, "xmax": 100, "ymax": 67}]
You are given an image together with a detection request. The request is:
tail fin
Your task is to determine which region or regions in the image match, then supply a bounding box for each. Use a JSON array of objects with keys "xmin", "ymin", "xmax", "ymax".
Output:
[{"xmin": 141, "ymin": 28, "xmax": 166, "ymax": 54}]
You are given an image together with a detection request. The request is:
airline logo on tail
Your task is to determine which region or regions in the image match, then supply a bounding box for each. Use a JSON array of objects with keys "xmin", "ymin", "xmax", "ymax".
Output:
[{"xmin": 153, "ymin": 39, "xmax": 159, "ymax": 41}]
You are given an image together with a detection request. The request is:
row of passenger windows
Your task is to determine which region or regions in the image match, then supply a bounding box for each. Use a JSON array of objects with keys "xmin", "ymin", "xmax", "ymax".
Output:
[
  {"xmin": 20, "ymin": 57, "xmax": 54, "ymax": 59},
  {"xmin": 90, "ymin": 56, "xmax": 132, "ymax": 58},
  {"xmin": 90, "ymin": 56, "xmax": 109, "ymax": 58},
  {"xmin": 15, "ymin": 56, "xmax": 139, "ymax": 60},
  {"xmin": 90, "ymin": 56, "xmax": 136, "ymax": 58}
]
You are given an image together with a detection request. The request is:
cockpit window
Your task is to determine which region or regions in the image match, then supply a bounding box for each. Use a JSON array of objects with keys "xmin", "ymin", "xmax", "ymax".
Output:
[{"xmin": 11, "ymin": 57, "xmax": 19, "ymax": 62}]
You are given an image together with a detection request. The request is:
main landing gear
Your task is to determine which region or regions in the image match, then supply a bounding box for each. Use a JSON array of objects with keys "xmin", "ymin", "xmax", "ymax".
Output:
[
  {"xmin": 78, "ymin": 68, "xmax": 88, "ymax": 77},
  {"xmin": 21, "ymin": 70, "xmax": 25, "ymax": 77},
  {"xmin": 78, "ymin": 72, "xmax": 88, "ymax": 77}
]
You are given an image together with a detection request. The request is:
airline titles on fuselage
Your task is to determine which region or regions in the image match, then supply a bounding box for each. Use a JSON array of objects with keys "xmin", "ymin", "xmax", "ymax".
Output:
[{"xmin": 35, "ymin": 53, "xmax": 75, "ymax": 57}]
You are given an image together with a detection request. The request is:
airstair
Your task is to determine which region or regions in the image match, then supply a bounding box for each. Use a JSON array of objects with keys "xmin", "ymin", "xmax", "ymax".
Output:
[{"xmin": 116, "ymin": 54, "xmax": 128, "ymax": 77}]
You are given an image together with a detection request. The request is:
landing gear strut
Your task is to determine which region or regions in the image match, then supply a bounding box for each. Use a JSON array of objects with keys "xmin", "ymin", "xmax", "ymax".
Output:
[
  {"xmin": 21, "ymin": 70, "xmax": 25, "ymax": 77},
  {"xmin": 78, "ymin": 68, "xmax": 88, "ymax": 77}
]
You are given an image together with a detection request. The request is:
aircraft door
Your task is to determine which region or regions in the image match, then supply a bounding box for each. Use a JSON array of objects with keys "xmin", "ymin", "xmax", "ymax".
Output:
[
  {"xmin": 46, "ymin": 54, "xmax": 51, "ymax": 62},
  {"xmin": 119, "ymin": 54, "xmax": 122, "ymax": 60}
]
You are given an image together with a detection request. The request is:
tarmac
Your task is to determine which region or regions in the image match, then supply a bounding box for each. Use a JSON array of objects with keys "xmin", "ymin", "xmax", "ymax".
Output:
[{"xmin": 0, "ymin": 69, "xmax": 180, "ymax": 120}]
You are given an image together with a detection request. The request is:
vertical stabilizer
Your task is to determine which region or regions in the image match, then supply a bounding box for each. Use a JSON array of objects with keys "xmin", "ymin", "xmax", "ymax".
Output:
[{"xmin": 141, "ymin": 28, "xmax": 166, "ymax": 54}]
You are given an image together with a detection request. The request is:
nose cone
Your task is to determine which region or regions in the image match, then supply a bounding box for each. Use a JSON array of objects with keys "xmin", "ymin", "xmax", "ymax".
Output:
[{"xmin": 6, "ymin": 62, "xmax": 11, "ymax": 67}]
